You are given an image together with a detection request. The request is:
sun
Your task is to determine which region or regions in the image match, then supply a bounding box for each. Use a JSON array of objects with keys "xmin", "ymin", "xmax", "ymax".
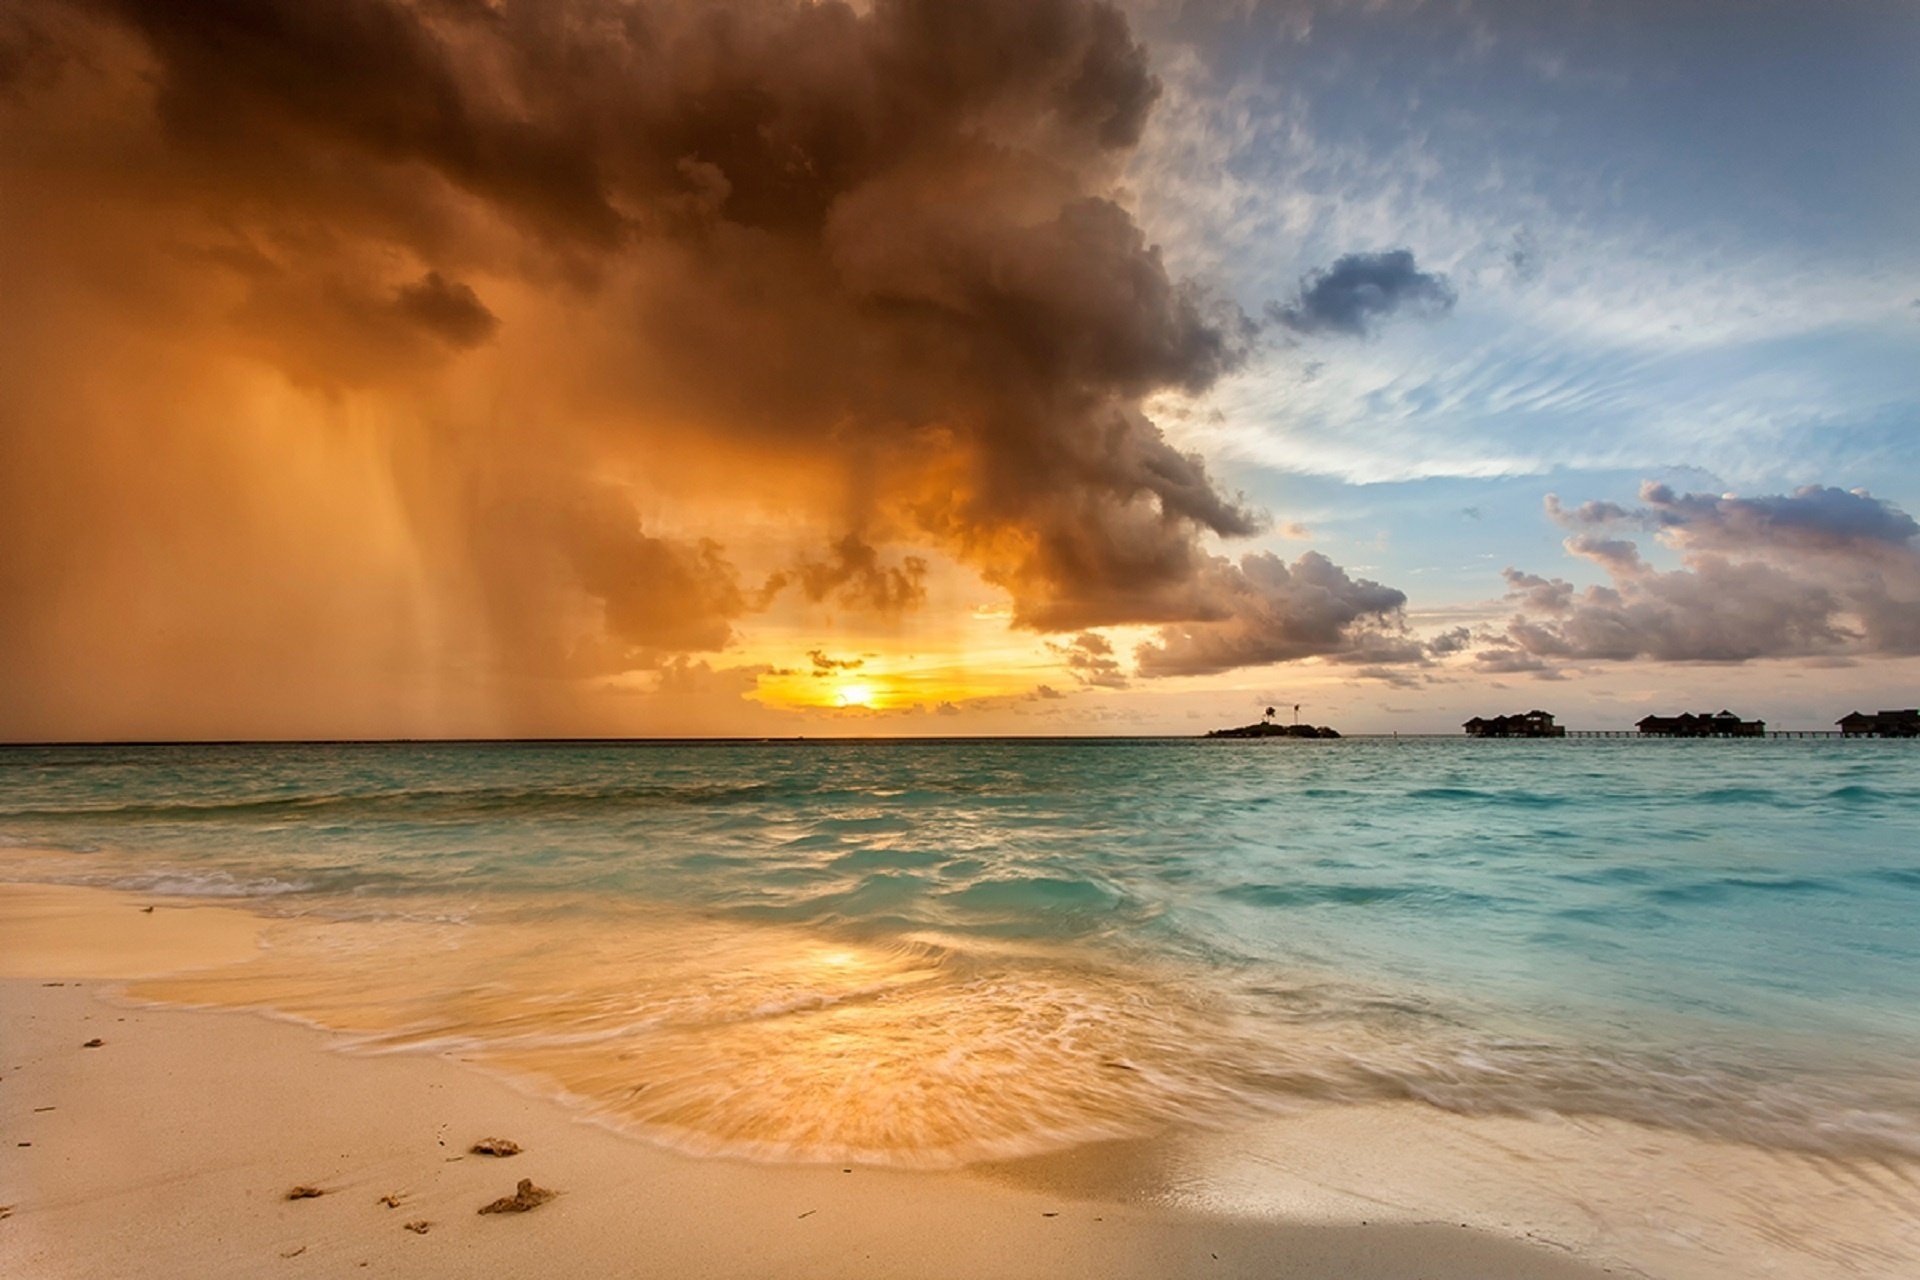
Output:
[{"xmin": 835, "ymin": 682, "xmax": 876, "ymax": 708}]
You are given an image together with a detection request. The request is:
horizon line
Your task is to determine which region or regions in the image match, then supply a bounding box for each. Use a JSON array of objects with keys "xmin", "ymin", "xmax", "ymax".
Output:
[{"xmin": 0, "ymin": 730, "xmax": 1888, "ymax": 748}]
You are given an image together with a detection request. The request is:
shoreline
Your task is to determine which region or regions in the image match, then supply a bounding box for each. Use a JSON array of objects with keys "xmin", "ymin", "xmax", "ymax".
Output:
[{"xmin": 0, "ymin": 882, "xmax": 1618, "ymax": 1280}]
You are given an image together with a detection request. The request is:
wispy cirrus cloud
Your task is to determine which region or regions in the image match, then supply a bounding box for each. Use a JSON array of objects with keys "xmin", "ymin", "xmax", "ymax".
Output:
[{"xmin": 1126, "ymin": 0, "xmax": 1920, "ymax": 490}]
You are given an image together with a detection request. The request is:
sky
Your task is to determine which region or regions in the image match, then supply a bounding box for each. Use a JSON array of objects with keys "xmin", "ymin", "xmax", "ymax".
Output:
[{"xmin": 1, "ymin": 0, "xmax": 1917, "ymax": 740}]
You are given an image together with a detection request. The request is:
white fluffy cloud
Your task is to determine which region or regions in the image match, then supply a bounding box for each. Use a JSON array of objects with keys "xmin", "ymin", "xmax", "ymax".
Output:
[{"xmin": 1478, "ymin": 483, "xmax": 1920, "ymax": 671}]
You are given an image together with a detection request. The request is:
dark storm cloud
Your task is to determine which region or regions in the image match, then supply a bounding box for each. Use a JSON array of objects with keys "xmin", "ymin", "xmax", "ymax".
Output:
[
  {"xmin": 61, "ymin": 0, "xmax": 1278, "ymax": 625},
  {"xmin": 94, "ymin": 0, "xmax": 625, "ymax": 246},
  {"xmin": 762, "ymin": 535, "xmax": 928, "ymax": 616},
  {"xmin": 1049, "ymin": 630, "xmax": 1128, "ymax": 687},
  {"xmin": 0, "ymin": 0, "xmax": 1407, "ymax": 734},
  {"xmin": 1482, "ymin": 483, "xmax": 1920, "ymax": 669},
  {"xmin": 1270, "ymin": 249, "xmax": 1456, "ymax": 338},
  {"xmin": 0, "ymin": 6, "xmax": 65, "ymax": 94},
  {"xmin": 92, "ymin": 0, "xmax": 1167, "ymax": 250},
  {"xmin": 1134, "ymin": 551, "xmax": 1409, "ymax": 677},
  {"xmin": 214, "ymin": 267, "xmax": 501, "ymax": 385},
  {"xmin": 393, "ymin": 271, "xmax": 499, "ymax": 348}
]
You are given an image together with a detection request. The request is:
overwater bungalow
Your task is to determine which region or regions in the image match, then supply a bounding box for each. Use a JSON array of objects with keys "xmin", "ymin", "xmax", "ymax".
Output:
[
  {"xmin": 1837, "ymin": 709, "xmax": 1920, "ymax": 737},
  {"xmin": 1463, "ymin": 710, "xmax": 1565, "ymax": 738},
  {"xmin": 1635, "ymin": 710, "xmax": 1764, "ymax": 737}
]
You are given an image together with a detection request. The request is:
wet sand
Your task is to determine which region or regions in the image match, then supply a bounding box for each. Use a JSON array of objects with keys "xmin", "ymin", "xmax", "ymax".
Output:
[{"xmin": 0, "ymin": 883, "xmax": 1617, "ymax": 1280}]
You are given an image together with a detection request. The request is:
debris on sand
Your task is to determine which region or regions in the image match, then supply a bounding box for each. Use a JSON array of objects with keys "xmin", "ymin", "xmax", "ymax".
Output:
[
  {"xmin": 0, "ymin": 1205, "xmax": 14, "ymax": 1220},
  {"xmin": 469, "ymin": 1137, "xmax": 521, "ymax": 1157},
  {"xmin": 403, "ymin": 1220, "xmax": 431, "ymax": 1235},
  {"xmin": 280, "ymin": 1245, "xmax": 307, "ymax": 1259},
  {"xmin": 478, "ymin": 1178, "xmax": 554, "ymax": 1215},
  {"xmin": 378, "ymin": 1194, "xmax": 403, "ymax": 1209},
  {"xmin": 81, "ymin": 1039, "xmax": 104, "ymax": 1048},
  {"xmin": 141, "ymin": 906, "xmax": 155, "ymax": 914},
  {"xmin": 286, "ymin": 1186, "xmax": 325, "ymax": 1201}
]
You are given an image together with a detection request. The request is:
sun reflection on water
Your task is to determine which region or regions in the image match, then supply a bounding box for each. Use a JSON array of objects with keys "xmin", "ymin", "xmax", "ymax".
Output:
[{"xmin": 131, "ymin": 902, "xmax": 1252, "ymax": 1166}]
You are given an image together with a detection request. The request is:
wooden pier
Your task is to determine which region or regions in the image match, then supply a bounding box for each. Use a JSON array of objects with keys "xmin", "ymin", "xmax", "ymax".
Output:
[{"xmin": 1562, "ymin": 729, "xmax": 1845, "ymax": 739}]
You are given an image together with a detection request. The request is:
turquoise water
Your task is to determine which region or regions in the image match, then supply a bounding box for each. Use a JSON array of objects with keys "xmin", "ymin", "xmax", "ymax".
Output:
[{"xmin": 4, "ymin": 738, "xmax": 1919, "ymax": 1164}]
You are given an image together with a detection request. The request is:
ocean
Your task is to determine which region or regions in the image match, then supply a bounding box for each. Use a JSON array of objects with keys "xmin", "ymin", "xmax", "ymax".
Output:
[{"xmin": 4, "ymin": 736, "xmax": 1919, "ymax": 1265}]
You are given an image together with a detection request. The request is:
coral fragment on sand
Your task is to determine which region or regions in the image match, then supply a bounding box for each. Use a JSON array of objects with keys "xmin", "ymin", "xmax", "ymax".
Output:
[
  {"xmin": 470, "ymin": 1137, "xmax": 521, "ymax": 1156},
  {"xmin": 478, "ymin": 1178, "xmax": 554, "ymax": 1215}
]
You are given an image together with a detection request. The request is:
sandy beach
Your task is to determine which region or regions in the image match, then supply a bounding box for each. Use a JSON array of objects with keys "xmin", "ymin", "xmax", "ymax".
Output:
[{"xmin": 0, "ymin": 883, "xmax": 1620, "ymax": 1280}]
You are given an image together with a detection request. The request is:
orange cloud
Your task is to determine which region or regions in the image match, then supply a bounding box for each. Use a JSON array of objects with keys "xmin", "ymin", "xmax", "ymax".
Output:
[{"xmin": 0, "ymin": 0, "xmax": 1404, "ymax": 738}]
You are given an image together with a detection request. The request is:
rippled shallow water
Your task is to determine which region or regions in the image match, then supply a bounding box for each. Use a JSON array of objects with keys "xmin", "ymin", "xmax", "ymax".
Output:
[{"xmin": 3, "ymin": 738, "xmax": 1919, "ymax": 1169}]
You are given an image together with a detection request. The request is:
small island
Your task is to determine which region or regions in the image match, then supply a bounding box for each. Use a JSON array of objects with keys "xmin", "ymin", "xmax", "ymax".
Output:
[{"xmin": 1206, "ymin": 706, "xmax": 1341, "ymax": 738}]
